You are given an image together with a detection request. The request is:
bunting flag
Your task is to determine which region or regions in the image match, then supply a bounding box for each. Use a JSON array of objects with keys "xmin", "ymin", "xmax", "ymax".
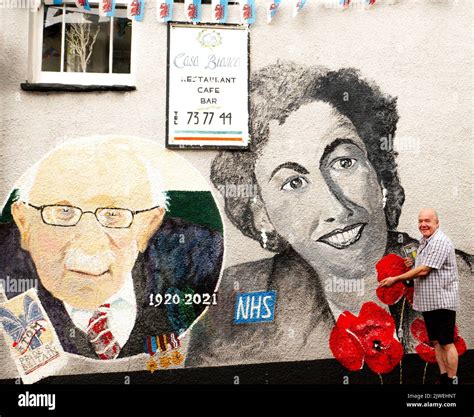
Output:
[
  {"xmin": 184, "ymin": 0, "xmax": 202, "ymax": 23},
  {"xmin": 157, "ymin": 0, "xmax": 173, "ymax": 22},
  {"xmin": 74, "ymin": 0, "xmax": 91, "ymax": 11},
  {"xmin": 239, "ymin": 0, "xmax": 256, "ymax": 25},
  {"xmin": 320, "ymin": 0, "xmax": 344, "ymax": 7},
  {"xmin": 99, "ymin": 0, "xmax": 116, "ymax": 17},
  {"xmin": 293, "ymin": 0, "xmax": 307, "ymax": 17},
  {"xmin": 267, "ymin": 0, "xmax": 282, "ymax": 24},
  {"xmin": 127, "ymin": 0, "xmax": 145, "ymax": 21},
  {"xmin": 46, "ymin": 0, "xmax": 382, "ymax": 26},
  {"xmin": 211, "ymin": 0, "xmax": 229, "ymax": 24}
]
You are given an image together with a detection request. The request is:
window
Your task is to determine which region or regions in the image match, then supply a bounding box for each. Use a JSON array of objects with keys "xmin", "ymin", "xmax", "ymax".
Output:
[{"xmin": 28, "ymin": 1, "xmax": 134, "ymax": 86}]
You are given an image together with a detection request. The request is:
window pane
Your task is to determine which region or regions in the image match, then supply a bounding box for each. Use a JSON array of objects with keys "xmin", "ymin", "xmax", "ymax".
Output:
[
  {"xmin": 42, "ymin": 6, "xmax": 63, "ymax": 72},
  {"xmin": 112, "ymin": 17, "xmax": 132, "ymax": 74},
  {"xmin": 63, "ymin": 7, "xmax": 110, "ymax": 73}
]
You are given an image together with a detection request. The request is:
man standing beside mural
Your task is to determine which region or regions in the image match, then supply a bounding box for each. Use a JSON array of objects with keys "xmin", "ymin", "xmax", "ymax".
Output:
[
  {"xmin": 380, "ymin": 209, "xmax": 460, "ymax": 385},
  {"xmin": 186, "ymin": 61, "xmax": 473, "ymax": 380}
]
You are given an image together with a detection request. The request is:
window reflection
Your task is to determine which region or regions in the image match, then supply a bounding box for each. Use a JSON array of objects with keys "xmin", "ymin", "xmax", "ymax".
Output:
[
  {"xmin": 42, "ymin": 6, "xmax": 63, "ymax": 72},
  {"xmin": 41, "ymin": 5, "xmax": 131, "ymax": 75},
  {"xmin": 64, "ymin": 7, "xmax": 110, "ymax": 73},
  {"xmin": 113, "ymin": 18, "xmax": 132, "ymax": 74}
]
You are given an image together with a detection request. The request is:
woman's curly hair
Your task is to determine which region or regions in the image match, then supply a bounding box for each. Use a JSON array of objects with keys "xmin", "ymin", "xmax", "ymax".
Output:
[{"xmin": 211, "ymin": 60, "xmax": 405, "ymax": 252}]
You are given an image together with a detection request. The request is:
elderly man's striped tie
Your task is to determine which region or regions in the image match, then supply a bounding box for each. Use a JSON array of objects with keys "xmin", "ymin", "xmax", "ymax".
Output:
[{"xmin": 87, "ymin": 304, "xmax": 121, "ymax": 360}]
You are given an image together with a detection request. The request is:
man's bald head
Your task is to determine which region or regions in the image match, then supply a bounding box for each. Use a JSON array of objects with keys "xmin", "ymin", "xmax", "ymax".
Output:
[
  {"xmin": 419, "ymin": 208, "xmax": 439, "ymax": 221},
  {"xmin": 418, "ymin": 208, "xmax": 440, "ymax": 238}
]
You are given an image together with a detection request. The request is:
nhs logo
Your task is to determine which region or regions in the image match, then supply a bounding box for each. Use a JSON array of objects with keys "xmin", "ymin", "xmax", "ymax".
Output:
[{"xmin": 234, "ymin": 291, "xmax": 276, "ymax": 324}]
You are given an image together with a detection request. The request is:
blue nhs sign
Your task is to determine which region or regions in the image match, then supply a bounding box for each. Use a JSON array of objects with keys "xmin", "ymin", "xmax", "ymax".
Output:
[{"xmin": 234, "ymin": 291, "xmax": 276, "ymax": 324}]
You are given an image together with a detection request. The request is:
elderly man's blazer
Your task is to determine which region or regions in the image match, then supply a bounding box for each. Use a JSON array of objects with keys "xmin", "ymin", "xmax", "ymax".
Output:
[{"xmin": 0, "ymin": 217, "xmax": 223, "ymax": 359}]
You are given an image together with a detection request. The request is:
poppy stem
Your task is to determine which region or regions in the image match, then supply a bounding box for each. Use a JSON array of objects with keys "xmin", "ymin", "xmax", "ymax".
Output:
[
  {"xmin": 398, "ymin": 297, "xmax": 406, "ymax": 338},
  {"xmin": 378, "ymin": 373, "xmax": 383, "ymax": 385},
  {"xmin": 422, "ymin": 362, "xmax": 428, "ymax": 384},
  {"xmin": 398, "ymin": 297, "xmax": 406, "ymax": 385}
]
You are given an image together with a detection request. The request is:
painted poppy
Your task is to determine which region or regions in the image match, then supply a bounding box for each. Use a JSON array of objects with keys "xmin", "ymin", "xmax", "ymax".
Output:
[
  {"xmin": 376, "ymin": 254, "xmax": 413, "ymax": 305},
  {"xmin": 329, "ymin": 302, "xmax": 404, "ymax": 374},
  {"xmin": 410, "ymin": 318, "xmax": 467, "ymax": 363}
]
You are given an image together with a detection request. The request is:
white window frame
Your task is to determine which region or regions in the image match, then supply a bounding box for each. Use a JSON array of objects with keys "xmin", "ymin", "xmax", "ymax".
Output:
[{"xmin": 28, "ymin": 0, "xmax": 136, "ymax": 86}]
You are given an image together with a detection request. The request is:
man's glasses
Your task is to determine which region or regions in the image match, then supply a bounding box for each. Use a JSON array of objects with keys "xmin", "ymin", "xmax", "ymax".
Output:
[{"xmin": 25, "ymin": 202, "xmax": 160, "ymax": 229}]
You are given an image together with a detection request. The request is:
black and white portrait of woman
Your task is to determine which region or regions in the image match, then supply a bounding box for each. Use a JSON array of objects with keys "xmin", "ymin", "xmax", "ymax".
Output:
[{"xmin": 186, "ymin": 61, "xmax": 473, "ymax": 368}]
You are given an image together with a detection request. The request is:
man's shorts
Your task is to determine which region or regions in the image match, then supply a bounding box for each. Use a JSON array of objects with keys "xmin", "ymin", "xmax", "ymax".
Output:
[{"xmin": 422, "ymin": 309, "xmax": 456, "ymax": 345}]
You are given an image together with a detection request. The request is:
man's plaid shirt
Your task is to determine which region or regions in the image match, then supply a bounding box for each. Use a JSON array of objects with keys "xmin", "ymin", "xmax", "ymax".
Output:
[{"xmin": 413, "ymin": 229, "xmax": 459, "ymax": 312}]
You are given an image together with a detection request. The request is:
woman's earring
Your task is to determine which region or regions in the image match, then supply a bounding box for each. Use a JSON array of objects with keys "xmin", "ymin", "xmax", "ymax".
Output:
[
  {"xmin": 261, "ymin": 229, "xmax": 268, "ymax": 249},
  {"xmin": 382, "ymin": 187, "xmax": 388, "ymax": 209}
]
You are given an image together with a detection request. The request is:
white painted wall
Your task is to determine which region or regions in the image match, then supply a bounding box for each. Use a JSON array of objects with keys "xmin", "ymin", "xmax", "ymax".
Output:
[{"xmin": 1, "ymin": 0, "xmax": 473, "ymax": 274}]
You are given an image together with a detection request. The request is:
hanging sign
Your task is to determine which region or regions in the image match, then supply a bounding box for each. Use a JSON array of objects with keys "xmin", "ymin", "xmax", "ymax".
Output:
[{"xmin": 166, "ymin": 24, "xmax": 250, "ymax": 149}]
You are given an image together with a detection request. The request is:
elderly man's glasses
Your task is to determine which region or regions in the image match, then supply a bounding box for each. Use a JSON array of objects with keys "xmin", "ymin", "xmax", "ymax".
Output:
[{"xmin": 25, "ymin": 203, "xmax": 160, "ymax": 229}]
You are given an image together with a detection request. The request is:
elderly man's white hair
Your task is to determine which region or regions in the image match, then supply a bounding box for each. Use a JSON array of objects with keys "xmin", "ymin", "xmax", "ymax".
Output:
[{"xmin": 15, "ymin": 135, "xmax": 169, "ymax": 209}]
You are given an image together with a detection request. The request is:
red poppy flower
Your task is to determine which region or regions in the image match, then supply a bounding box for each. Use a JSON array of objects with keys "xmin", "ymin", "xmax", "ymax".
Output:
[
  {"xmin": 376, "ymin": 254, "xmax": 412, "ymax": 305},
  {"xmin": 410, "ymin": 318, "xmax": 467, "ymax": 363},
  {"xmin": 329, "ymin": 302, "xmax": 404, "ymax": 374}
]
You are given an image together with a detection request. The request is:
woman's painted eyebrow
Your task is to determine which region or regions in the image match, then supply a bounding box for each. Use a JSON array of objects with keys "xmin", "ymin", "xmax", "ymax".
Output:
[
  {"xmin": 269, "ymin": 162, "xmax": 309, "ymax": 181},
  {"xmin": 320, "ymin": 138, "xmax": 364, "ymax": 164}
]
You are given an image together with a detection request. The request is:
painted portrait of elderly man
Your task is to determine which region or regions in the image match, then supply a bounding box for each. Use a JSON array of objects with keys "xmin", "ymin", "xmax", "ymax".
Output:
[
  {"xmin": 186, "ymin": 61, "xmax": 473, "ymax": 370},
  {"xmin": 0, "ymin": 136, "xmax": 223, "ymax": 367}
]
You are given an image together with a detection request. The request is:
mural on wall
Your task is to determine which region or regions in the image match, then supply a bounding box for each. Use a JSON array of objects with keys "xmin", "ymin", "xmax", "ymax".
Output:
[
  {"xmin": 0, "ymin": 64, "xmax": 472, "ymax": 385},
  {"xmin": 186, "ymin": 61, "xmax": 473, "ymax": 381},
  {"xmin": 0, "ymin": 136, "xmax": 223, "ymax": 382}
]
